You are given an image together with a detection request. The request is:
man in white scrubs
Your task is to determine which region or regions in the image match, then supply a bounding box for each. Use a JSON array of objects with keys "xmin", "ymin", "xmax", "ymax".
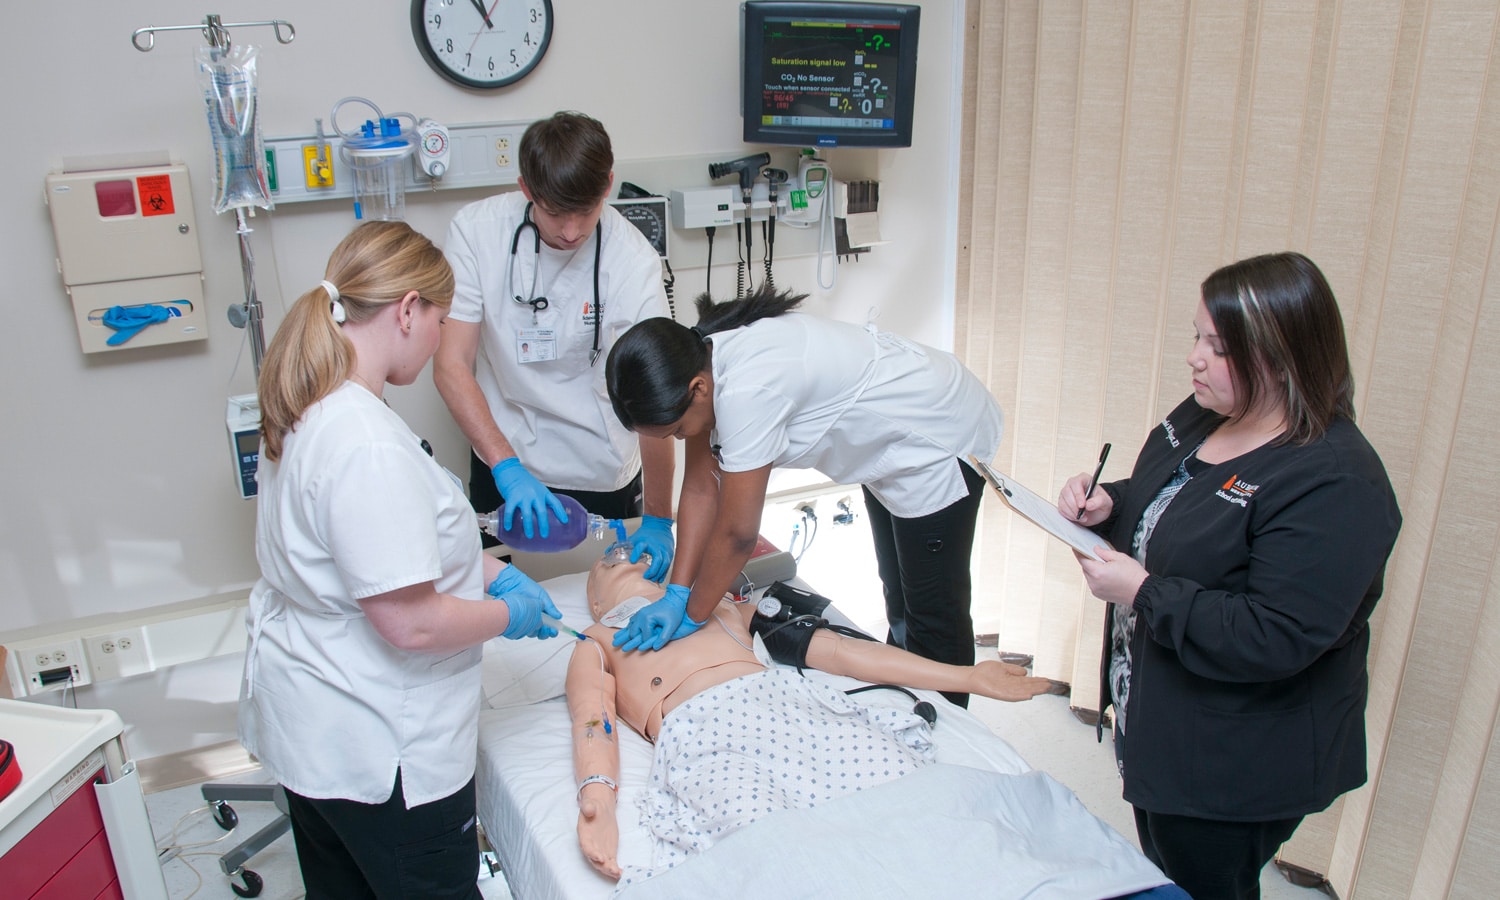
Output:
[{"xmin": 435, "ymin": 112, "xmax": 676, "ymax": 579}]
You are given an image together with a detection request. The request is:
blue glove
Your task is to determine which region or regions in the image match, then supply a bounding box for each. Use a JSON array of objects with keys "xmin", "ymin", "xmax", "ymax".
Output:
[
  {"xmin": 490, "ymin": 457, "xmax": 568, "ymax": 540},
  {"xmin": 487, "ymin": 565, "xmax": 562, "ymax": 640},
  {"xmin": 611, "ymin": 584, "xmax": 703, "ymax": 651},
  {"xmin": 627, "ymin": 516, "xmax": 676, "ymax": 582},
  {"xmin": 102, "ymin": 302, "xmax": 185, "ymax": 345}
]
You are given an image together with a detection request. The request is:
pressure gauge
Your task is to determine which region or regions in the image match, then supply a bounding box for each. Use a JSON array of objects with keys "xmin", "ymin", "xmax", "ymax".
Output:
[{"xmin": 610, "ymin": 196, "xmax": 669, "ymax": 259}]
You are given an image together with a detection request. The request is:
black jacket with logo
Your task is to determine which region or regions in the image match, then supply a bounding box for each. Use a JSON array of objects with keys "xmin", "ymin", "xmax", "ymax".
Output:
[{"xmin": 1094, "ymin": 396, "xmax": 1401, "ymax": 821}]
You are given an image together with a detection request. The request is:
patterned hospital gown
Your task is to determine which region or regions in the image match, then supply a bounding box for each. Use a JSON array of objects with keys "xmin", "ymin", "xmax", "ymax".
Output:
[{"xmin": 615, "ymin": 667, "xmax": 935, "ymax": 890}]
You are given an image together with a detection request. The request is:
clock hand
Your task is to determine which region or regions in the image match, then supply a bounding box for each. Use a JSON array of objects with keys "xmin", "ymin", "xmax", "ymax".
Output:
[
  {"xmin": 467, "ymin": 0, "xmax": 494, "ymax": 29},
  {"xmin": 470, "ymin": 0, "xmax": 504, "ymax": 53}
]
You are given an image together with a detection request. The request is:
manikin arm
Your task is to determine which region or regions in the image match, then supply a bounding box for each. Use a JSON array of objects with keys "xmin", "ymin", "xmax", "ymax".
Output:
[
  {"xmin": 802, "ymin": 631, "xmax": 1064, "ymax": 702},
  {"xmin": 566, "ymin": 640, "xmax": 622, "ymax": 878}
]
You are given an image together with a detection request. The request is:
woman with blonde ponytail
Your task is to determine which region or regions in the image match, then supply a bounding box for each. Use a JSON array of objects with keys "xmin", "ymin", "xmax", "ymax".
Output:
[{"xmin": 241, "ymin": 221, "xmax": 562, "ymax": 898}]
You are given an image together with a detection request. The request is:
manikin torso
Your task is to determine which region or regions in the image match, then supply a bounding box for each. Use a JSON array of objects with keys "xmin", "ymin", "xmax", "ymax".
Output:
[{"xmin": 582, "ymin": 560, "xmax": 764, "ymax": 741}]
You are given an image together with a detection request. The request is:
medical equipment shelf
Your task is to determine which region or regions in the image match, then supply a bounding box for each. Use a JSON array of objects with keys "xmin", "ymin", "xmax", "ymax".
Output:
[{"xmin": 263, "ymin": 121, "xmax": 531, "ymax": 206}]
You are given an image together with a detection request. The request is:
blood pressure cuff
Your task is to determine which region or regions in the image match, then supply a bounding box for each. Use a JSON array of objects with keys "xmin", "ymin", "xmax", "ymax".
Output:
[
  {"xmin": 749, "ymin": 582, "xmax": 872, "ymax": 668},
  {"xmin": 750, "ymin": 611, "xmax": 823, "ymax": 668},
  {"xmin": 0, "ymin": 739, "xmax": 19, "ymax": 801}
]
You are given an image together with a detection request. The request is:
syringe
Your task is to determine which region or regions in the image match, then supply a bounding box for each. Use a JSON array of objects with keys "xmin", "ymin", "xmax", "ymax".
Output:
[{"xmin": 542, "ymin": 614, "xmax": 588, "ymax": 640}]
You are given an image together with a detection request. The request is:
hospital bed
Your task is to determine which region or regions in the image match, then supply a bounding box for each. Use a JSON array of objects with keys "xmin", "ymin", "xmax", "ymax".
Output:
[{"xmin": 476, "ymin": 543, "xmax": 1182, "ymax": 899}]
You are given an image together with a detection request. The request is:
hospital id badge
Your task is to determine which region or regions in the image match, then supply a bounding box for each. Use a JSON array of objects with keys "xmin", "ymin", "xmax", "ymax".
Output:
[{"xmin": 517, "ymin": 328, "xmax": 556, "ymax": 363}]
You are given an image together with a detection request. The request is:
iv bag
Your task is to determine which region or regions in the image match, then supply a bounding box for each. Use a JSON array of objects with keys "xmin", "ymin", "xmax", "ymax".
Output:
[{"xmin": 195, "ymin": 43, "xmax": 272, "ymax": 214}]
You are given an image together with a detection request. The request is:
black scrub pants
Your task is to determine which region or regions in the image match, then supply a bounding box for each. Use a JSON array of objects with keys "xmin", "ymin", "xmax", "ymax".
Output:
[
  {"xmin": 469, "ymin": 455, "xmax": 643, "ymax": 549},
  {"xmin": 1132, "ymin": 806, "xmax": 1302, "ymax": 900},
  {"xmin": 863, "ymin": 460, "xmax": 985, "ymax": 708},
  {"xmin": 283, "ymin": 773, "xmax": 481, "ymax": 900}
]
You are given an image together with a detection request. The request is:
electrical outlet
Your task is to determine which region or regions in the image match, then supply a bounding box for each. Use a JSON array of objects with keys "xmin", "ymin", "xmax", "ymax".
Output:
[
  {"xmin": 16, "ymin": 637, "xmax": 92, "ymax": 694},
  {"xmin": 85, "ymin": 627, "xmax": 154, "ymax": 682}
]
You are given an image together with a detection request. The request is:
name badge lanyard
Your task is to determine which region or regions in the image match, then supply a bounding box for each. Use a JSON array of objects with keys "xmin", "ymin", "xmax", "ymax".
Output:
[{"xmin": 509, "ymin": 201, "xmax": 605, "ymax": 366}]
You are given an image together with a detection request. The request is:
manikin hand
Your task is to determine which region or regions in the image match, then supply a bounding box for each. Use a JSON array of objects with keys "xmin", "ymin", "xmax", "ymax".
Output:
[
  {"xmin": 1077, "ymin": 545, "xmax": 1150, "ymax": 608},
  {"xmin": 577, "ymin": 790, "xmax": 621, "ymax": 878},
  {"xmin": 971, "ymin": 659, "xmax": 1072, "ymax": 701}
]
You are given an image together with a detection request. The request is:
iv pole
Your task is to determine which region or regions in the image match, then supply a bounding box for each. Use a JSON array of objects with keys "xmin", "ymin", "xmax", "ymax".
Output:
[{"xmin": 131, "ymin": 14, "xmax": 295, "ymax": 376}]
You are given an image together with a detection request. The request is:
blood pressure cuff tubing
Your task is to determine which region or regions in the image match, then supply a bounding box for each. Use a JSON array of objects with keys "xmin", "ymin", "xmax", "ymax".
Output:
[{"xmin": 0, "ymin": 739, "xmax": 19, "ymax": 801}]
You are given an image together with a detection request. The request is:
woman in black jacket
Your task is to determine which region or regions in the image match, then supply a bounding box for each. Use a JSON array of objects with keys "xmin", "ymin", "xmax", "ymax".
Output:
[{"xmin": 1058, "ymin": 252, "xmax": 1401, "ymax": 900}]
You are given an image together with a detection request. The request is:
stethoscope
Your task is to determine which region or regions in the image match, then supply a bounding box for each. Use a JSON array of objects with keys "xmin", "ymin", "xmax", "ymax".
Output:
[{"xmin": 509, "ymin": 202, "xmax": 605, "ymax": 365}]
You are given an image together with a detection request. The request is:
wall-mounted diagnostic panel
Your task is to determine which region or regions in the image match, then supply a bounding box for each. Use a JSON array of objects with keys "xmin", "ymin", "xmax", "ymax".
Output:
[
  {"xmin": 263, "ymin": 120, "xmax": 532, "ymax": 206},
  {"xmin": 44, "ymin": 162, "xmax": 206, "ymax": 354}
]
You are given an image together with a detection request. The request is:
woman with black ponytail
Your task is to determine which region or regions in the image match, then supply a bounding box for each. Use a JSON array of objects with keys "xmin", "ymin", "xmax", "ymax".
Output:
[{"xmin": 605, "ymin": 284, "xmax": 1003, "ymax": 708}]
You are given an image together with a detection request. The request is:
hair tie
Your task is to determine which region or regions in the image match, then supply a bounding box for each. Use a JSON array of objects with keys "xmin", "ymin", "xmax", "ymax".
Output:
[
  {"xmin": 321, "ymin": 280, "xmax": 346, "ymax": 324},
  {"xmin": 689, "ymin": 324, "xmax": 708, "ymax": 341}
]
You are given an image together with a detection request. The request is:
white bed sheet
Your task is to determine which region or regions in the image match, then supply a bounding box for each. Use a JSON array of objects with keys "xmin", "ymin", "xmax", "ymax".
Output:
[
  {"xmin": 477, "ymin": 654, "xmax": 1058, "ymax": 900},
  {"xmin": 475, "ymin": 575, "xmax": 1167, "ymax": 900}
]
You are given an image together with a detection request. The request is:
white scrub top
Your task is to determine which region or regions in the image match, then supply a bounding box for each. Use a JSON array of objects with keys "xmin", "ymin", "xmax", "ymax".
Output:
[
  {"xmin": 709, "ymin": 314, "xmax": 1003, "ymax": 518},
  {"xmin": 445, "ymin": 191, "xmax": 670, "ymax": 492},
  {"xmin": 239, "ymin": 383, "xmax": 486, "ymax": 807}
]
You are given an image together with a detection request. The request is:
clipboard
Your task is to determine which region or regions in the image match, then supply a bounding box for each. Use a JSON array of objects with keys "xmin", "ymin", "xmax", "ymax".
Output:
[{"xmin": 969, "ymin": 456, "xmax": 1110, "ymax": 561}]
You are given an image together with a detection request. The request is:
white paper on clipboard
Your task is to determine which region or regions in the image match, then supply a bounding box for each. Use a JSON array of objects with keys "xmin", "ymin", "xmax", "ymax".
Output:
[{"xmin": 969, "ymin": 456, "xmax": 1110, "ymax": 561}]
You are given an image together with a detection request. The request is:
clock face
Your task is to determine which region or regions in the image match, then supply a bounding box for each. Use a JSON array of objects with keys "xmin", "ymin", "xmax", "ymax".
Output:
[{"xmin": 412, "ymin": 0, "xmax": 553, "ymax": 89}]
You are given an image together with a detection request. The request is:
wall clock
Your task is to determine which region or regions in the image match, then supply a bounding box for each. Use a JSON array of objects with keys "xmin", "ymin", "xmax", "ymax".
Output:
[{"xmin": 412, "ymin": 0, "xmax": 553, "ymax": 89}]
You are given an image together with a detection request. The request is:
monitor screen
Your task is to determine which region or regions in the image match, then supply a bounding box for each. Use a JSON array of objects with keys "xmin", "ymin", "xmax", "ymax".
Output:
[{"xmin": 742, "ymin": 2, "xmax": 920, "ymax": 148}]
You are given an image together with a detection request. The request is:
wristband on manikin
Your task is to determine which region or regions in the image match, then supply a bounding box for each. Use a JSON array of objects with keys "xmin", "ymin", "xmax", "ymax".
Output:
[{"xmin": 577, "ymin": 774, "xmax": 617, "ymax": 801}]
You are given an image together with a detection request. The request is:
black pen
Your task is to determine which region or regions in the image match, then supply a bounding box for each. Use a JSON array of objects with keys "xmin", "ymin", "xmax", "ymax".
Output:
[{"xmin": 1078, "ymin": 443, "xmax": 1111, "ymax": 520}]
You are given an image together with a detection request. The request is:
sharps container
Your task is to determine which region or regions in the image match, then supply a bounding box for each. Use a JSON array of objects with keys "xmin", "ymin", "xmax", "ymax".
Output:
[{"xmin": 341, "ymin": 118, "xmax": 413, "ymax": 221}]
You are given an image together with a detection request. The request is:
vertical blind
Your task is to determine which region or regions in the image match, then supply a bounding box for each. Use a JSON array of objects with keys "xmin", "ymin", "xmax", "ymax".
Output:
[{"xmin": 957, "ymin": 2, "xmax": 1500, "ymax": 896}]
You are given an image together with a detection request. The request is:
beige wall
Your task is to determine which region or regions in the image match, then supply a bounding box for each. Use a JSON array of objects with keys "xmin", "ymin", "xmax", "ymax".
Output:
[{"xmin": 959, "ymin": 2, "xmax": 1500, "ymax": 897}]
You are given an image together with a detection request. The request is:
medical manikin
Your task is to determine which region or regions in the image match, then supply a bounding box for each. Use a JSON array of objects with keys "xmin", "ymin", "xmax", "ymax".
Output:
[{"xmin": 566, "ymin": 555, "xmax": 1062, "ymax": 884}]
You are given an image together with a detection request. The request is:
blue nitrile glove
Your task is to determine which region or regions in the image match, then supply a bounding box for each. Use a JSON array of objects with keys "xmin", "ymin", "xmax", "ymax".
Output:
[
  {"xmin": 102, "ymin": 302, "xmax": 184, "ymax": 346},
  {"xmin": 627, "ymin": 516, "xmax": 676, "ymax": 582},
  {"xmin": 611, "ymin": 584, "xmax": 703, "ymax": 652},
  {"xmin": 490, "ymin": 457, "xmax": 568, "ymax": 540},
  {"xmin": 487, "ymin": 565, "xmax": 562, "ymax": 640}
]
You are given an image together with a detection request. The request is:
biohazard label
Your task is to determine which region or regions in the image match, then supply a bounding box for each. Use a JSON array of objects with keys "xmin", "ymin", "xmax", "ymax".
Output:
[{"xmin": 136, "ymin": 174, "xmax": 175, "ymax": 216}]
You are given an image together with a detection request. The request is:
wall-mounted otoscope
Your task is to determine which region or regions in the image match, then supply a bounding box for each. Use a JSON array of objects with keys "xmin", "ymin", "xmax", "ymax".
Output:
[
  {"xmin": 709, "ymin": 153, "xmax": 771, "ymax": 297},
  {"xmin": 708, "ymin": 152, "xmax": 772, "ymax": 201}
]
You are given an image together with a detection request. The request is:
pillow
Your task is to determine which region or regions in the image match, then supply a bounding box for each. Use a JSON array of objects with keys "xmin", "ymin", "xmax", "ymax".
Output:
[{"xmin": 479, "ymin": 570, "xmax": 594, "ymax": 709}]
